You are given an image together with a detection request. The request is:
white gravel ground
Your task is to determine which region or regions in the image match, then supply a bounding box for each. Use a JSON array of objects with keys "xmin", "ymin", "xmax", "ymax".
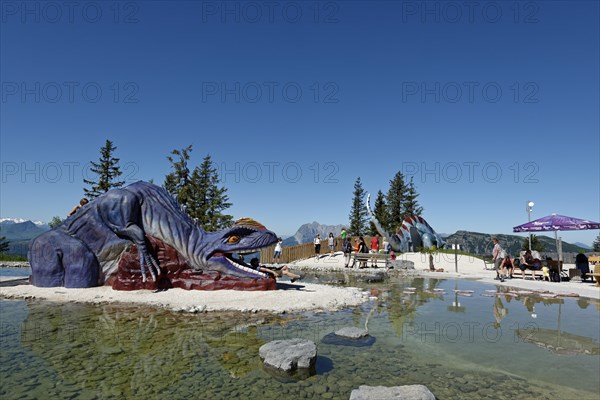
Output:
[{"xmin": 0, "ymin": 280, "xmax": 367, "ymax": 313}]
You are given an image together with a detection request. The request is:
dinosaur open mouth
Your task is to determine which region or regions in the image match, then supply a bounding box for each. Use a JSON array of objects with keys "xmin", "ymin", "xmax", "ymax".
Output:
[{"xmin": 208, "ymin": 251, "xmax": 269, "ymax": 278}]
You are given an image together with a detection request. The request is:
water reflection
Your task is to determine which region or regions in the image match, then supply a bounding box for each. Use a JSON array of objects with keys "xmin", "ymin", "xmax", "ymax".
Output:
[{"xmin": 16, "ymin": 303, "xmax": 285, "ymax": 397}]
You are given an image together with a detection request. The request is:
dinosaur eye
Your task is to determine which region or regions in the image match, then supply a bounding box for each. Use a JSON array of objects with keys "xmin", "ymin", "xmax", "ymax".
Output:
[{"xmin": 227, "ymin": 235, "xmax": 240, "ymax": 244}]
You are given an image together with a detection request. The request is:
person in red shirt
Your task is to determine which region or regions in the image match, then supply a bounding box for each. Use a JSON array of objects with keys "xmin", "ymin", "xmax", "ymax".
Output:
[
  {"xmin": 370, "ymin": 234, "xmax": 380, "ymax": 267},
  {"xmin": 371, "ymin": 234, "xmax": 380, "ymax": 252}
]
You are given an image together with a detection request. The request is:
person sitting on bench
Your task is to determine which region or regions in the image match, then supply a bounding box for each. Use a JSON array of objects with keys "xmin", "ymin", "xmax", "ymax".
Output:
[
  {"xmin": 575, "ymin": 253, "xmax": 591, "ymax": 281},
  {"xmin": 519, "ymin": 250, "xmax": 540, "ymax": 280},
  {"xmin": 499, "ymin": 255, "xmax": 514, "ymax": 279}
]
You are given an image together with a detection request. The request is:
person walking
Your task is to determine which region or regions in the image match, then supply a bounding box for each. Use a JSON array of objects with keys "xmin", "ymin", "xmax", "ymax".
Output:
[
  {"xmin": 343, "ymin": 237, "xmax": 352, "ymax": 267},
  {"xmin": 492, "ymin": 237, "xmax": 506, "ymax": 282},
  {"xmin": 314, "ymin": 234, "xmax": 321, "ymax": 260},
  {"xmin": 273, "ymin": 238, "xmax": 283, "ymax": 264},
  {"xmin": 328, "ymin": 232, "xmax": 336, "ymax": 254},
  {"xmin": 357, "ymin": 237, "xmax": 368, "ymax": 268}
]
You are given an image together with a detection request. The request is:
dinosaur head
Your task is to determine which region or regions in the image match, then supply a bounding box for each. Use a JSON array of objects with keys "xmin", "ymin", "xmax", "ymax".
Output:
[{"xmin": 197, "ymin": 218, "xmax": 279, "ymax": 279}]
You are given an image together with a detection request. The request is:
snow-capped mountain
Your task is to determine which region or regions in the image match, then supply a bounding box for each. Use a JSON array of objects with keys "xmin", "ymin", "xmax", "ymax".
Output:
[
  {"xmin": 0, "ymin": 218, "xmax": 50, "ymax": 256},
  {"xmin": 0, "ymin": 217, "xmax": 46, "ymax": 226}
]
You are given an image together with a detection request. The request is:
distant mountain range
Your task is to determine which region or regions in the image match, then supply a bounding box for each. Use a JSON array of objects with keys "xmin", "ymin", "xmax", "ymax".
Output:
[
  {"xmin": 445, "ymin": 230, "xmax": 589, "ymax": 256},
  {"xmin": 0, "ymin": 218, "xmax": 50, "ymax": 256},
  {"xmin": 574, "ymin": 242, "xmax": 593, "ymax": 250},
  {"xmin": 282, "ymin": 222, "xmax": 345, "ymax": 247}
]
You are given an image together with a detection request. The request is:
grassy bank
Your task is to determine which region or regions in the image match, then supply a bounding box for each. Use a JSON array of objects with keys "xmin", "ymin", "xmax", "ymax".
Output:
[{"xmin": 0, "ymin": 254, "xmax": 28, "ymax": 262}]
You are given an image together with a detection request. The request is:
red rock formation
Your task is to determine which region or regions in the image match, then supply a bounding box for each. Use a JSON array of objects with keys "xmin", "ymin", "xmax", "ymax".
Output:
[{"xmin": 107, "ymin": 236, "xmax": 276, "ymax": 291}]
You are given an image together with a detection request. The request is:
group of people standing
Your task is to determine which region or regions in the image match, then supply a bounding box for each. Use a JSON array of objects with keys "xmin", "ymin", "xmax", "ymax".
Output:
[{"xmin": 313, "ymin": 229, "xmax": 392, "ymax": 268}]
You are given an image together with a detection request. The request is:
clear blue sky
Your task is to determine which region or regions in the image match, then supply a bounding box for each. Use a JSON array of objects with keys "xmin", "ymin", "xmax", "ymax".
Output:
[{"xmin": 1, "ymin": 0, "xmax": 599, "ymax": 246}]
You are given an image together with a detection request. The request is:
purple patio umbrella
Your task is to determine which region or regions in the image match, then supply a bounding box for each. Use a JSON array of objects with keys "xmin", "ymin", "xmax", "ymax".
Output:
[{"xmin": 513, "ymin": 214, "xmax": 600, "ymax": 261}]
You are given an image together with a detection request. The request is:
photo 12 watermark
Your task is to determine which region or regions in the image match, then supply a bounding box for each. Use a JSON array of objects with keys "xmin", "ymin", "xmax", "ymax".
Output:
[
  {"xmin": 201, "ymin": 81, "xmax": 339, "ymax": 104},
  {"xmin": 401, "ymin": 321, "xmax": 540, "ymax": 343},
  {"xmin": 1, "ymin": 161, "xmax": 140, "ymax": 184},
  {"xmin": 1, "ymin": 81, "xmax": 140, "ymax": 104},
  {"xmin": 398, "ymin": 1, "xmax": 540, "ymax": 24},
  {"xmin": 401, "ymin": 161, "xmax": 540, "ymax": 184},
  {"xmin": 200, "ymin": 1, "xmax": 340, "ymax": 24},
  {"xmin": 401, "ymin": 81, "xmax": 540, "ymax": 104},
  {"xmin": 1, "ymin": 1, "xmax": 141, "ymax": 24},
  {"xmin": 218, "ymin": 161, "xmax": 339, "ymax": 184}
]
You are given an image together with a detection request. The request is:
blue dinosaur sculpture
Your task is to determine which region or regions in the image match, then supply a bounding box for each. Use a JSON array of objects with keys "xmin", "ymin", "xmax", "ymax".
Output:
[
  {"xmin": 366, "ymin": 193, "xmax": 445, "ymax": 252},
  {"xmin": 28, "ymin": 181, "xmax": 278, "ymax": 290}
]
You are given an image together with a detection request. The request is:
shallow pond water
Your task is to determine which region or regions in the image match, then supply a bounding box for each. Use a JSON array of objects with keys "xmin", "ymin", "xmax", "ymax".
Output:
[{"xmin": 1, "ymin": 271, "xmax": 599, "ymax": 400}]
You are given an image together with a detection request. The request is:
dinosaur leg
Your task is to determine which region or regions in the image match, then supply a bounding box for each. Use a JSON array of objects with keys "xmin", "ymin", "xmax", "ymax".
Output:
[
  {"xmin": 137, "ymin": 243, "xmax": 160, "ymax": 283},
  {"xmin": 112, "ymin": 224, "xmax": 159, "ymax": 282},
  {"xmin": 29, "ymin": 231, "xmax": 65, "ymax": 287},
  {"xmin": 61, "ymin": 235, "xmax": 100, "ymax": 288},
  {"xmin": 100, "ymin": 189, "xmax": 160, "ymax": 282},
  {"xmin": 29, "ymin": 231, "xmax": 99, "ymax": 288}
]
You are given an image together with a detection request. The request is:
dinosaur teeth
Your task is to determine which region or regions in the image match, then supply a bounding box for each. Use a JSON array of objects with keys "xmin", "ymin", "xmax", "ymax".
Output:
[
  {"xmin": 236, "ymin": 249, "xmax": 256, "ymax": 255},
  {"xmin": 224, "ymin": 254, "xmax": 268, "ymax": 278}
]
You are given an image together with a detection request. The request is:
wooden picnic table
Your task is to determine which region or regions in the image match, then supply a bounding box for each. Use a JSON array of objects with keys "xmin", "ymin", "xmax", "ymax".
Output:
[
  {"xmin": 588, "ymin": 274, "xmax": 600, "ymax": 287},
  {"xmin": 351, "ymin": 252, "xmax": 391, "ymax": 268}
]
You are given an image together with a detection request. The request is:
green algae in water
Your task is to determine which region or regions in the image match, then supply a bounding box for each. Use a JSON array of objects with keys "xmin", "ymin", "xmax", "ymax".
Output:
[{"xmin": 1, "ymin": 277, "xmax": 599, "ymax": 400}]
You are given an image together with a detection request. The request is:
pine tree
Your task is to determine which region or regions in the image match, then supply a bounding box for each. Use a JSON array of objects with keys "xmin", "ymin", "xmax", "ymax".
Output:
[
  {"xmin": 165, "ymin": 149, "xmax": 233, "ymax": 232},
  {"xmin": 83, "ymin": 140, "xmax": 124, "ymax": 198},
  {"xmin": 385, "ymin": 171, "xmax": 408, "ymax": 233},
  {"xmin": 370, "ymin": 190, "xmax": 388, "ymax": 235},
  {"xmin": 0, "ymin": 236, "xmax": 9, "ymax": 253},
  {"xmin": 164, "ymin": 145, "xmax": 193, "ymax": 206},
  {"xmin": 188, "ymin": 155, "xmax": 233, "ymax": 231},
  {"xmin": 403, "ymin": 177, "xmax": 423, "ymax": 216},
  {"xmin": 348, "ymin": 177, "xmax": 369, "ymax": 236},
  {"xmin": 521, "ymin": 234, "xmax": 545, "ymax": 252},
  {"xmin": 48, "ymin": 216, "xmax": 63, "ymax": 229},
  {"xmin": 593, "ymin": 235, "xmax": 600, "ymax": 252}
]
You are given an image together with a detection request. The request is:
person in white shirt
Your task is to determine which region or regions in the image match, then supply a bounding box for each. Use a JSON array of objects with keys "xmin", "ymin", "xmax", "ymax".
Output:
[
  {"xmin": 328, "ymin": 232, "xmax": 335, "ymax": 254},
  {"xmin": 314, "ymin": 234, "xmax": 321, "ymax": 259},
  {"xmin": 492, "ymin": 237, "xmax": 506, "ymax": 282},
  {"xmin": 273, "ymin": 238, "xmax": 282, "ymax": 263}
]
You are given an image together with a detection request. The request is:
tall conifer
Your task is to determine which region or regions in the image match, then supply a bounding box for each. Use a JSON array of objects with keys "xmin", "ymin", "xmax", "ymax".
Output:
[
  {"xmin": 164, "ymin": 148, "xmax": 233, "ymax": 231},
  {"xmin": 189, "ymin": 155, "xmax": 233, "ymax": 231},
  {"xmin": 370, "ymin": 190, "xmax": 388, "ymax": 235},
  {"xmin": 83, "ymin": 140, "xmax": 124, "ymax": 198},
  {"xmin": 349, "ymin": 177, "xmax": 369, "ymax": 236},
  {"xmin": 164, "ymin": 145, "xmax": 193, "ymax": 206},
  {"xmin": 403, "ymin": 177, "xmax": 423, "ymax": 217},
  {"xmin": 385, "ymin": 171, "xmax": 408, "ymax": 233}
]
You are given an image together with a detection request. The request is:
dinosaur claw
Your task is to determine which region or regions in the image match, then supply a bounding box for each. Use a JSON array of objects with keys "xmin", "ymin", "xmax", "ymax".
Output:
[{"xmin": 139, "ymin": 251, "xmax": 160, "ymax": 283}]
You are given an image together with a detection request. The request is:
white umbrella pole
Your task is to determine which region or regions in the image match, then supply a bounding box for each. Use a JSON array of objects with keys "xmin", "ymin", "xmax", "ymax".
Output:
[
  {"xmin": 555, "ymin": 231, "xmax": 558, "ymax": 261},
  {"xmin": 554, "ymin": 231, "xmax": 563, "ymax": 269}
]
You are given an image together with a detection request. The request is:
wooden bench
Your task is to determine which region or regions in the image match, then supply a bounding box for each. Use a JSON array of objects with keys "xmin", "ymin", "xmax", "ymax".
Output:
[
  {"xmin": 589, "ymin": 264, "xmax": 600, "ymax": 287},
  {"xmin": 572, "ymin": 258, "xmax": 600, "ymax": 285},
  {"xmin": 510, "ymin": 260, "xmax": 562, "ymax": 281},
  {"xmin": 351, "ymin": 252, "xmax": 391, "ymax": 268},
  {"xmin": 588, "ymin": 274, "xmax": 600, "ymax": 286},
  {"xmin": 589, "ymin": 256, "xmax": 600, "ymax": 265}
]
